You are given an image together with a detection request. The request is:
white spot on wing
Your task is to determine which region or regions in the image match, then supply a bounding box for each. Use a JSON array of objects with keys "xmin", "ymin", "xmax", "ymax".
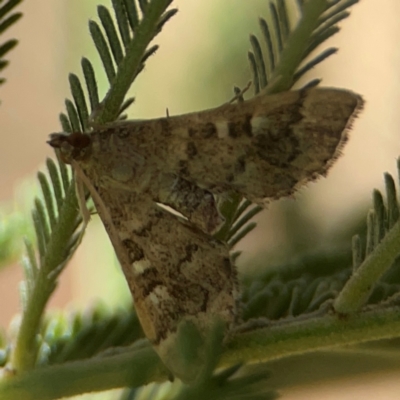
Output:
[
  {"xmin": 215, "ymin": 121, "xmax": 229, "ymax": 138},
  {"xmin": 251, "ymin": 116, "xmax": 270, "ymax": 135},
  {"xmin": 132, "ymin": 258, "xmax": 151, "ymax": 274},
  {"xmin": 149, "ymin": 292, "xmax": 160, "ymax": 305},
  {"xmin": 148, "ymin": 286, "xmax": 171, "ymax": 305}
]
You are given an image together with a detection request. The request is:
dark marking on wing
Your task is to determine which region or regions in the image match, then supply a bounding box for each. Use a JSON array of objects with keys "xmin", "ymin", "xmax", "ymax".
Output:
[
  {"xmin": 186, "ymin": 142, "xmax": 197, "ymax": 158},
  {"xmin": 122, "ymin": 239, "xmax": 144, "ymax": 261},
  {"xmin": 228, "ymin": 114, "xmax": 253, "ymax": 138}
]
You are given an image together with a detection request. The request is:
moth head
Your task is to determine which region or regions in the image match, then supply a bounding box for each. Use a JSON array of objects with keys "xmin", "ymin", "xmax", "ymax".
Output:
[{"xmin": 47, "ymin": 132, "xmax": 92, "ymax": 164}]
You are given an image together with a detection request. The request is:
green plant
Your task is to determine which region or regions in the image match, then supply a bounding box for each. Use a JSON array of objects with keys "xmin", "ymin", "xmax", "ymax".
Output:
[
  {"xmin": 0, "ymin": 0, "xmax": 24, "ymax": 268},
  {"xmin": 2, "ymin": 0, "xmax": 400, "ymax": 399}
]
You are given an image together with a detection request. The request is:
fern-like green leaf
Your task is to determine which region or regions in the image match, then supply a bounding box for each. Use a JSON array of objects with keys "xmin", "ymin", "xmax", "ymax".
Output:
[
  {"xmin": 0, "ymin": 0, "xmax": 22, "ymax": 85},
  {"xmin": 69, "ymin": 73, "xmax": 90, "ymax": 131},
  {"xmin": 334, "ymin": 159, "xmax": 400, "ymax": 314},
  {"xmin": 81, "ymin": 57, "xmax": 100, "ymax": 110},
  {"xmin": 11, "ymin": 166, "xmax": 84, "ymax": 372},
  {"xmin": 246, "ymin": 0, "xmax": 359, "ymax": 94},
  {"xmin": 40, "ymin": 305, "xmax": 143, "ymax": 365}
]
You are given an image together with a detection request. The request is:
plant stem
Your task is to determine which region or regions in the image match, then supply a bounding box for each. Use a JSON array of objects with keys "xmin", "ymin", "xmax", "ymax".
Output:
[
  {"xmin": 4, "ymin": 303, "xmax": 400, "ymax": 398},
  {"xmin": 1, "ymin": 346, "xmax": 165, "ymax": 400},
  {"xmin": 224, "ymin": 304, "xmax": 400, "ymax": 366},
  {"xmin": 334, "ymin": 220, "xmax": 400, "ymax": 314}
]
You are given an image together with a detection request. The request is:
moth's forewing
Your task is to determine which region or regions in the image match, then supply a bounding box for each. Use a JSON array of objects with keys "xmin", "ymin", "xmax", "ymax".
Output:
[
  {"xmin": 87, "ymin": 88, "xmax": 362, "ymax": 205},
  {"xmin": 160, "ymin": 88, "xmax": 363, "ymax": 202}
]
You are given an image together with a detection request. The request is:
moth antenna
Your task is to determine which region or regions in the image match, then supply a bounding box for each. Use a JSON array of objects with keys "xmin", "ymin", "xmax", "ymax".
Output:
[{"xmin": 227, "ymin": 81, "xmax": 252, "ymax": 104}]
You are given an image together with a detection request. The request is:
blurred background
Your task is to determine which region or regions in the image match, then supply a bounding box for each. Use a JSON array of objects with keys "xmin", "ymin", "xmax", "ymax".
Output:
[{"xmin": 1, "ymin": 0, "xmax": 400, "ymax": 398}]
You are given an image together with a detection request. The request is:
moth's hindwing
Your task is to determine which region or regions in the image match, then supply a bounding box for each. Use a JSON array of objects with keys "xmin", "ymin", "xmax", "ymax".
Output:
[{"xmin": 89, "ymin": 186, "xmax": 237, "ymax": 382}]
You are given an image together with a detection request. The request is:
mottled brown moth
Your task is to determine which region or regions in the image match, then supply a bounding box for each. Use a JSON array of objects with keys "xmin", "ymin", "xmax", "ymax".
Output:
[{"xmin": 48, "ymin": 87, "xmax": 363, "ymax": 382}]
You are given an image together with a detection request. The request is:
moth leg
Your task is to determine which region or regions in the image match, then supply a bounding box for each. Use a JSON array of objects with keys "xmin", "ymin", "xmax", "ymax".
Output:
[
  {"xmin": 225, "ymin": 81, "xmax": 251, "ymax": 105},
  {"xmin": 72, "ymin": 160, "xmax": 94, "ymax": 226},
  {"xmin": 156, "ymin": 174, "xmax": 225, "ymax": 235}
]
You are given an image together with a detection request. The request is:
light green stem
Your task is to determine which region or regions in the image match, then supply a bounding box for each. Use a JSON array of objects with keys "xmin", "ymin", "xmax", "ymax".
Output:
[
  {"xmin": 4, "ymin": 304, "xmax": 400, "ymax": 399},
  {"xmin": 334, "ymin": 220, "xmax": 400, "ymax": 314}
]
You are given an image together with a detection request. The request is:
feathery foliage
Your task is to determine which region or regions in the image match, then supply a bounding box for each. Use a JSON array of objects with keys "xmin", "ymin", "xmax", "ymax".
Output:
[
  {"xmin": 0, "ymin": 0, "xmax": 22, "ymax": 87},
  {"xmin": 0, "ymin": 0, "xmax": 23, "ymax": 265},
  {"xmin": 11, "ymin": 158, "xmax": 83, "ymax": 372},
  {"xmin": 216, "ymin": 0, "xmax": 359, "ymax": 245},
  {"xmin": 0, "ymin": 212, "xmax": 27, "ymax": 268}
]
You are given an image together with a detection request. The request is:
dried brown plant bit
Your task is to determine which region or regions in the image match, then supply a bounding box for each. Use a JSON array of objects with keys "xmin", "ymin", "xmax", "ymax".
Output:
[{"xmin": 49, "ymin": 87, "xmax": 363, "ymax": 382}]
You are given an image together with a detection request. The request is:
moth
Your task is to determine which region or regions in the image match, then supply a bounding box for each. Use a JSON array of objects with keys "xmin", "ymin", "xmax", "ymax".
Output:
[{"xmin": 48, "ymin": 87, "xmax": 363, "ymax": 382}]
